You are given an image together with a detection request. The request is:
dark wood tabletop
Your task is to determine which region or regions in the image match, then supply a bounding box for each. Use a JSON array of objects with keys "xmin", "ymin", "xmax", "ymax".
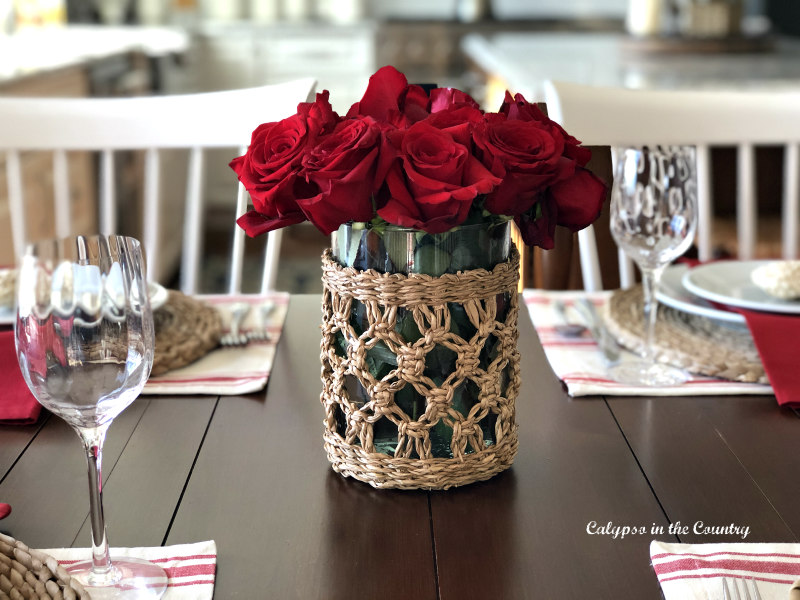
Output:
[{"xmin": 1, "ymin": 294, "xmax": 798, "ymax": 599}]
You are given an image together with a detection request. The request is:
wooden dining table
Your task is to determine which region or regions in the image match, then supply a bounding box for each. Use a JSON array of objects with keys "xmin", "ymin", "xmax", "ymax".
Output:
[{"xmin": 0, "ymin": 294, "xmax": 798, "ymax": 598}]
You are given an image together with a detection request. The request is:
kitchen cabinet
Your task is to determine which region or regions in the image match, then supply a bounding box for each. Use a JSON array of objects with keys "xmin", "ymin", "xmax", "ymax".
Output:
[
  {"xmin": 0, "ymin": 26, "xmax": 189, "ymax": 277},
  {"xmin": 0, "ymin": 65, "xmax": 96, "ymax": 266}
]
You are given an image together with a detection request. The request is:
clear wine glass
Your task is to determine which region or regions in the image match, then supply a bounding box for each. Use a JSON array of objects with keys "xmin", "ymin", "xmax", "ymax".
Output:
[
  {"xmin": 14, "ymin": 234, "xmax": 167, "ymax": 599},
  {"xmin": 609, "ymin": 145, "xmax": 698, "ymax": 386}
]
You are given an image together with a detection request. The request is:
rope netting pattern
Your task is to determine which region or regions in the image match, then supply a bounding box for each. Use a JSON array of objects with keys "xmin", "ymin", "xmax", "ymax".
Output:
[{"xmin": 320, "ymin": 246, "xmax": 521, "ymax": 490}]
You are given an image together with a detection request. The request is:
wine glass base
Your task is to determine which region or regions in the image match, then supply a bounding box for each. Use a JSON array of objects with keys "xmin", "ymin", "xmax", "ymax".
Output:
[
  {"xmin": 66, "ymin": 557, "xmax": 168, "ymax": 599},
  {"xmin": 609, "ymin": 359, "xmax": 689, "ymax": 387}
]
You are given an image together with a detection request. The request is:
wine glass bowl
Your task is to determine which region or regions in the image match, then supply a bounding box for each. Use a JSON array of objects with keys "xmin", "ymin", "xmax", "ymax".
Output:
[
  {"xmin": 611, "ymin": 146, "xmax": 697, "ymax": 269},
  {"xmin": 609, "ymin": 146, "xmax": 698, "ymax": 386},
  {"xmin": 15, "ymin": 234, "xmax": 166, "ymax": 598}
]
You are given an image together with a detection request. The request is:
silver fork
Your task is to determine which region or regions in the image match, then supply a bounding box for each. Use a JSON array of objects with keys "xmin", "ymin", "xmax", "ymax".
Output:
[
  {"xmin": 219, "ymin": 302, "xmax": 252, "ymax": 347},
  {"xmin": 247, "ymin": 301, "xmax": 275, "ymax": 343},
  {"xmin": 722, "ymin": 576, "xmax": 762, "ymax": 600}
]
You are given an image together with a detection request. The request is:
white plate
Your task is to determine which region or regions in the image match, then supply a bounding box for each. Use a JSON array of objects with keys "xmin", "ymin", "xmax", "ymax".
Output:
[
  {"xmin": 682, "ymin": 260, "xmax": 800, "ymax": 315},
  {"xmin": 657, "ymin": 263, "xmax": 745, "ymax": 324},
  {"xmin": 0, "ymin": 282, "xmax": 170, "ymax": 325},
  {"xmin": 148, "ymin": 282, "xmax": 169, "ymax": 311}
]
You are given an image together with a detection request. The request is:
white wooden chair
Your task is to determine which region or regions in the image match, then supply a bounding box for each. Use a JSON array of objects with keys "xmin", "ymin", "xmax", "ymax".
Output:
[
  {"xmin": 543, "ymin": 79, "xmax": 800, "ymax": 291},
  {"xmin": 0, "ymin": 77, "xmax": 317, "ymax": 294}
]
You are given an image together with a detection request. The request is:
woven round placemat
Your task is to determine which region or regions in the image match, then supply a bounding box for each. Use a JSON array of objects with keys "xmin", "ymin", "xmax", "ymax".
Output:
[
  {"xmin": 605, "ymin": 286, "xmax": 766, "ymax": 384},
  {"xmin": 0, "ymin": 532, "xmax": 89, "ymax": 599},
  {"xmin": 152, "ymin": 290, "xmax": 222, "ymax": 377}
]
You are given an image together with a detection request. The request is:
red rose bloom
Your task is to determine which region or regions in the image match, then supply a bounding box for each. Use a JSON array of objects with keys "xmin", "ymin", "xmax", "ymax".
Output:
[
  {"xmin": 377, "ymin": 121, "xmax": 501, "ymax": 233},
  {"xmin": 500, "ymin": 91, "xmax": 591, "ymax": 166},
  {"xmin": 493, "ymin": 91, "xmax": 606, "ymax": 238},
  {"xmin": 296, "ymin": 116, "xmax": 383, "ymax": 234},
  {"xmin": 231, "ymin": 91, "xmax": 339, "ymax": 237},
  {"xmin": 513, "ymin": 168, "xmax": 607, "ymax": 249},
  {"xmin": 474, "ymin": 113, "xmax": 573, "ymax": 216},
  {"xmin": 548, "ymin": 167, "xmax": 607, "ymax": 231},
  {"xmin": 230, "ymin": 117, "xmax": 309, "ymax": 236},
  {"xmin": 346, "ymin": 65, "xmax": 429, "ymax": 128}
]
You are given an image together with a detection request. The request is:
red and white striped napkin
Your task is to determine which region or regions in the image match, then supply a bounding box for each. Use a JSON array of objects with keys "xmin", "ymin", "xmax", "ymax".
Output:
[
  {"xmin": 523, "ymin": 289, "xmax": 772, "ymax": 397},
  {"xmin": 41, "ymin": 540, "xmax": 217, "ymax": 599},
  {"xmin": 651, "ymin": 540, "xmax": 800, "ymax": 599},
  {"xmin": 144, "ymin": 293, "xmax": 289, "ymax": 396}
]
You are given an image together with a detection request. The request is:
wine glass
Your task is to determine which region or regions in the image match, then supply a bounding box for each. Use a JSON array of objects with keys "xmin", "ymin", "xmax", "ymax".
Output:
[
  {"xmin": 609, "ymin": 146, "xmax": 698, "ymax": 386},
  {"xmin": 15, "ymin": 234, "xmax": 167, "ymax": 599}
]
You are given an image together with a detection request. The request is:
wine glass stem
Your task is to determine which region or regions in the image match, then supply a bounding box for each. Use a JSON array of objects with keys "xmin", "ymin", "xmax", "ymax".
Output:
[
  {"xmin": 78, "ymin": 424, "xmax": 117, "ymax": 585},
  {"xmin": 640, "ymin": 265, "xmax": 666, "ymax": 364}
]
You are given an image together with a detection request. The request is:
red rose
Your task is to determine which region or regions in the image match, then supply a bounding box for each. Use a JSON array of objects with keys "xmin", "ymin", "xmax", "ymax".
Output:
[
  {"xmin": 230, "ymin": 117, "xmax": 309, "ymax": 236},
  {"xmin": 513, "ymin": 167, "xmax": 607, "ymax": 249},
  {"xmin": 231, "ymin": 92, "xmax": 339, "ymax": 237},
  {"xmin": 474, "ymin": 113, "xmax": 574, "ymax": 216},
  {"xmin": 500, "ymin": 91, "xmax": 591, "ymax": 166},
  {"xmin": 548, "ymin": 166, "xmax": 607, "ymax": 231},
  {"xmin": 346, "ymin": 65, "xmax": 429, "ymax": 128},
  {"xmin": 296, "ymin": 116, "xmax": 383, "ymax": 234},
  {"xmin": 377, "ymin": 121, "xmax": 500, "ymax": 233},
  {"xmin": 514, "ymin": 195, "xmax": 557, "ymax": 249}
]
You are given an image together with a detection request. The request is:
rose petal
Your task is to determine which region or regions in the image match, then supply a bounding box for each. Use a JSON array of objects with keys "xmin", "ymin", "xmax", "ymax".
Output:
[
  {"xmin": 430, "ymin": 87, "xmax": 480, "ymax": 113},
  {"xmin": 236, "ymin": 210, "xmax": 306, "ymax": 237},
  {"xmin": 347, "ymin": 65, "xmax": 409, "ymax": 121}
]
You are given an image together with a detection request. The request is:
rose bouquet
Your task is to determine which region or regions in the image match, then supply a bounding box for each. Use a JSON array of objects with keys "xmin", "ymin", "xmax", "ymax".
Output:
[
  {"xmin": 230, "ymin": 67, "xmax": 607, "ymax": 478},
  {"xmin": 230, "ymin": 65, "xmax": 606, "ymax": 253}
]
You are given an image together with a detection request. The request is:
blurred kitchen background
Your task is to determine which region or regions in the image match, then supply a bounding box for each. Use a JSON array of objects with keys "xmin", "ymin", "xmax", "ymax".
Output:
[{"xmin": 0, "ymin": 0, "xmax": 798, "ymax": 292}]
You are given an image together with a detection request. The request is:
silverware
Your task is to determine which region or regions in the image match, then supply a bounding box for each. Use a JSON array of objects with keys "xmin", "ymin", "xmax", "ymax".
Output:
[
  {"xmin": 247, "ymin": 301, "xmax": 275, "ymax": 343},
  {"xmin": 220, "ymin": 302, "xmax": 252, "ymax": 347},
  {"xmin": 572, "ymin": 298, "xmax": 621, "ymax": 366},
  {"xmin": 722, "ymin": 576, "xmax": 762, "ymax": 600},
  {"xmin": 553, "ymin": 299, "xmax": 588, "ymax": 337}
]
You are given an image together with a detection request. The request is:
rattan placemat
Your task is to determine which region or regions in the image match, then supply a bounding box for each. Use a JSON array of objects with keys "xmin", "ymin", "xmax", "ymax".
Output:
[
  {"xmin": 605, "ymin": 286, "xmax": 767, "ymax": 384},
  {"xmin": 0, "ymin": 532, "xmax": 89, "ymax": 599},
  {"xmin": 152, "ymin": 290, "xmax": 222, "ymax": 377}
]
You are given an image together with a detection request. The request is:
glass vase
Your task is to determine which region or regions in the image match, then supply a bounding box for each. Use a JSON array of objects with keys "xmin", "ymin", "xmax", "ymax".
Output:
[{"xmin": 329, "ymin": 220, "xmax": 513, "ymax": 459}]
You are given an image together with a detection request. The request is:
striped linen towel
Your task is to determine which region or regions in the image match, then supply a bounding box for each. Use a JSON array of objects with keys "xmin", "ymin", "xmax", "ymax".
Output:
[
  {"xmin": 144, "ymin": 293, "xmax": 289, "ymax": 396},
  {"xmin": 523, "ymin": 289, "xmax": 772, "ymax": 397},
  {"xmin": 41, "ymin": 540, "xmax": 216, "ymax": 599},
  {"xmin": 651, "ymin": 540, "xmax": 800, "ymax": 599}
]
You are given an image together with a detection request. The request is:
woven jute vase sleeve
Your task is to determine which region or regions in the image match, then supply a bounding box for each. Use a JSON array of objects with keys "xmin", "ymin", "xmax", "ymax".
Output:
[
  {"xmin": 0, "ymin": 533, "xmax": 90, "ymax": 599},
  {"xmin": 320, "ymin": 246, "xmax": 521, "ymax": 491}
]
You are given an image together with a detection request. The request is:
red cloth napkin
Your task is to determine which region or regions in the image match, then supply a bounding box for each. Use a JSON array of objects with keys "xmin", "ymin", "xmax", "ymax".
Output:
[
  {"xmin": 0, "ymin": 331, "xmax": 40, "ymax": 424},
  {"xmin": 679, "ymin": 258, "xmax": 800, "ymax": 407},
  {"xmin": 736, "ymin": 309, "xmax": 800, "ymax": 407}
]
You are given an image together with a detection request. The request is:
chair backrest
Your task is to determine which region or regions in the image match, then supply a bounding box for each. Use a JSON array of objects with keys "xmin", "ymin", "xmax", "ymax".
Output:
[
  {"xmin": 543, "ymin": 79, "xmax": 800, "ymax": 291},
  {"xmin": 0, "ymin": 77, "xmax": 317, "ymax": 294}
]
